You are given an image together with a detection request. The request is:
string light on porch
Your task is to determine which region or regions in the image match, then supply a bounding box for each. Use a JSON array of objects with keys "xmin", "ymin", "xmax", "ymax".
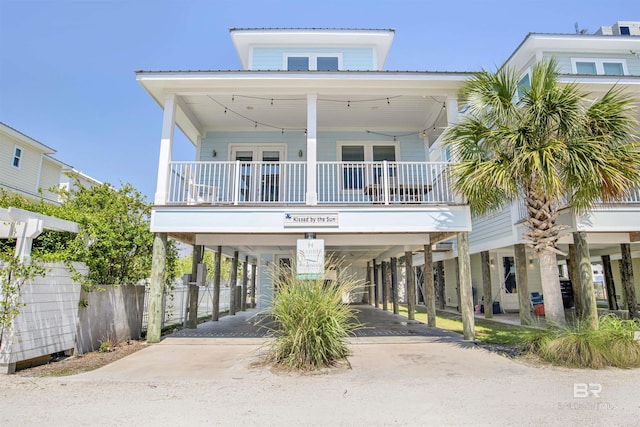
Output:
[
  {"xmin": 229, "ymin": 94, "xmax": 403, "ymax": 107},
  {"xmin": 208, "ymin": 95, "xmax": 448, "ymax": 138}
]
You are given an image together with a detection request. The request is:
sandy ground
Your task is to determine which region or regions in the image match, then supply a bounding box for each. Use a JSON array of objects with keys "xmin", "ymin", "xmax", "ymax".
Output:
[{"xmin": 1, "ymin": 336, "xmax": 639, "ymax": 426}]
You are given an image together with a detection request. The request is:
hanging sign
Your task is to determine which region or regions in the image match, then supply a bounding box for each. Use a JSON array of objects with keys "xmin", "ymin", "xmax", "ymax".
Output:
[{"xmin": 296, "ymin": 238, "xmax": 325, "ymax": 279}]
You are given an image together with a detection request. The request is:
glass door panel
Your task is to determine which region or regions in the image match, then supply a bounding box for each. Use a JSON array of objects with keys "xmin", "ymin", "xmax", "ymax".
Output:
[{"xmin": 260, "ymin": 150, "xmax": 281, "ymax": 202}]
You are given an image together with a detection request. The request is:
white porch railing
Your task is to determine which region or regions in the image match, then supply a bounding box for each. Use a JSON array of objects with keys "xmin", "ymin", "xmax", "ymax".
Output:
[
  {"xmin": 317, "ymin": 161, "xmax": 454, "ymax": 204},
  {"xmin": 167, "ymin": 160, "xmax": 455, "ymax": 206},
  {"xmin": 168, "ymin": 161, "xmax": 307, "ymax": 204}
]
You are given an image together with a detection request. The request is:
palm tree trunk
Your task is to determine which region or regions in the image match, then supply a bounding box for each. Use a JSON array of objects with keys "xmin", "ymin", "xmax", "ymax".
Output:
[
  {"xmin": 620, "ymin": 244, "xmax": 638, "ymax": 320},
  {"xmin": 601, "ymin": 255, "xmax": 618, "ymax": 311},
  {"xmin": 573, "ymin": 232, "xmax": 598, "ymax": 329},
  {"xmin": 515, "ymin": 244, "xmax": 532, "ymax": 325},
  {"xmin": 538, "ymin": 250, "xmax": 566, "ymax": 325}
]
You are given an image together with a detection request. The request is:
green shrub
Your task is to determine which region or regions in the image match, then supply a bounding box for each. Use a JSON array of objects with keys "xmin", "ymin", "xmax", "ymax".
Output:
[
  {"xmin": 523, "ymin": 314, "xmax": 640, "ymax": 369},
  {"xmin": 264, "ymin": 257, "xmax": 364, "ymax": 371}
]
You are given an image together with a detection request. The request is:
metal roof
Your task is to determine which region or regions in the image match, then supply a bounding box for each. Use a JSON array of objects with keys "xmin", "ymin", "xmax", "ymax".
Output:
[{"xmin": 229, "ymin": 27, "xmax": 395, "ymax": 32}]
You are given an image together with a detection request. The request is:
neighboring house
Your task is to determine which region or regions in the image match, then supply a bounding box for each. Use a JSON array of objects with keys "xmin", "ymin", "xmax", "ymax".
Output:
[
  {"xmin": 0, "ymin": 122, "xmax": 100, "ymax": 204},
  {"xmin": 137, "ymin": 28, "xmax": 474, "ymax": 310},
  {"xmin": 423, "ymin": 22, "xmax": 640, "ymax": 314}
]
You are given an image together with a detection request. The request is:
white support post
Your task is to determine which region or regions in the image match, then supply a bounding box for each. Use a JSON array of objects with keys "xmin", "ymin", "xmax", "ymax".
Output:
[
  {"xmin": 445, "ymin": 95, "xmax": 462, "ymax": 203},
  {"xmin": 154, "ymin": 93, "xmax": 177, "ymax": 206},
  {"xmin": 306, "ymin": 93, "xmax": 318, "ymax": 205},
  {"xmin": 13, "ymin": 218, "xmax": 43, "ymax": 262}
]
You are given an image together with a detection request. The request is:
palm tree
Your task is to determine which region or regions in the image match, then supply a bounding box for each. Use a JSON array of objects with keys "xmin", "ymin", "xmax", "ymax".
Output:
[{"xmin": 444, "ymin": 59, "xmax": 640, "ymax": 326}]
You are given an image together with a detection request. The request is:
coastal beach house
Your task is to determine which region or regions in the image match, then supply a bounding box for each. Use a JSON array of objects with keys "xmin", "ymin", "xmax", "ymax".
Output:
[
  {"xmin": 422, "ymin": 21, "xmax": 640, "ymax": 317},
  {"xmin": 138, "ymin": 28, "xmax": 475, "ymax": 324},
  {"xmin": 0, "ymin": 122, "xmax": 101, "ymax": 204}
]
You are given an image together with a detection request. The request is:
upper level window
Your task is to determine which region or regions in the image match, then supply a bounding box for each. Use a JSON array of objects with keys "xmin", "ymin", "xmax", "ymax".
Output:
[
  {"xmin": 287, "ymin": 57, "xmax": 309, "ymax": 71},
  {"xmin": 316, "ymin": 57, "xmax": 339, "ymax": 71},
  {"xmin": 619, "ymin": 26, "xmax": 630, "ymax": 35},
  {"xmin": 571, "ymin": 58, "xmax": 627, "ymax": 76},
  {"xmin": 12, "ymin": 146, "xmax": 22, "ymax": 168},
  {"xmin": 285, "ymin": 53, "xmax": 341, "ymax": 71},
  {"xmin": 517, "ymin": 73, "xmax": 531, "ymax": 98}
]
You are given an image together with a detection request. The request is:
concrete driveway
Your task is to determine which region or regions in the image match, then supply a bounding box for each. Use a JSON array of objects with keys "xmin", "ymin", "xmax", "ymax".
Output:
[{"xmin": 1, "ymin": 307, "xmax": 639, "ymax": 426}]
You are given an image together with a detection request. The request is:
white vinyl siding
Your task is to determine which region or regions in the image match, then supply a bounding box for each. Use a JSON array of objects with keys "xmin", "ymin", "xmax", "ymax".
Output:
[
  {"xmin": 39, "ymin": 159, "xmax": 64, "ymax": 202},
  {"xmin": 0, "ymin": 138, "xmax": 41, "ymax": 195}
]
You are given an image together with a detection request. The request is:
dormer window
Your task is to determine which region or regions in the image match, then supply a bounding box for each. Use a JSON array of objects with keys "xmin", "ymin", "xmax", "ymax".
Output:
[
  {"xmin": 571, "ymin": 58, "xmax": 627, "ymax": 76},
  {"xmin": 285, "ymin": 54, "xmax": 341, "ymax": 71}
]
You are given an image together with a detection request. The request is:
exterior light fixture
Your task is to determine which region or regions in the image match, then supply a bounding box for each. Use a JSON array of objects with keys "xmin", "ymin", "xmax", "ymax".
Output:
[{"xmin": 298, "ymin": 150, "xmax": 303, "ymax": 158}]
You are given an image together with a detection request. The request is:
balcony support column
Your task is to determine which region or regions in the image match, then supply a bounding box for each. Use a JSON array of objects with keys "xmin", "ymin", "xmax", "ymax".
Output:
[
  {"xmin": 154, "ymin": 93, "xmax": 177, "ymax": 205},
  {"xmin": 306, "ymin": 93, "xmax": 318, "ymax": 205}
]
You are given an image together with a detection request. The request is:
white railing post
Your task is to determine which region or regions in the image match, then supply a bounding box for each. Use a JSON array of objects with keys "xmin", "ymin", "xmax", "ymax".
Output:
[
  {"xmin": 233, "ymin": 160, "xmax": 241, "ymax": 205},
  {"xmin": 383, "ymin": 160, "xmax": 390, "ymax": 205}
]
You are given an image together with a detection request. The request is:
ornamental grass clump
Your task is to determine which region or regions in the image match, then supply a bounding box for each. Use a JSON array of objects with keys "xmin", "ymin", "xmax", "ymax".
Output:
[
  {"xmin": 264, "ymin": 258, "xmax": 364, "ymax": 371},
  {"xmin": 523, "ymin": 314, "xmax": 640, "ymax": 369}
]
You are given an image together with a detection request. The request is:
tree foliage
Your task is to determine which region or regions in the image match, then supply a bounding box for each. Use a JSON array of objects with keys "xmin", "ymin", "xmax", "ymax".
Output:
[
  {"xmin": 0, "ymin": 182, "xmax": 177, "ymax": 286},
  {"xmin": 443, "ymin": 59, "xmax": 640, "ymax": 325}
]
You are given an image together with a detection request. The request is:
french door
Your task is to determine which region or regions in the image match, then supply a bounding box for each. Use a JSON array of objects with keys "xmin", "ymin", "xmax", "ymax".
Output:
[{"xmin": 230, "ymin": 145, "xmax": 285, "ymax": 202}]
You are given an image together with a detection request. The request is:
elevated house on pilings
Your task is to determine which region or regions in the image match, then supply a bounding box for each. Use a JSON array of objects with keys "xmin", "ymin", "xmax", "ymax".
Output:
[
  {"xmin": 138, "ymin": 28, "xmax": 477, "ymax": 340},
  {"xmin": 414, "ymin": 21, "xmax": 640, "ymax": 322}
]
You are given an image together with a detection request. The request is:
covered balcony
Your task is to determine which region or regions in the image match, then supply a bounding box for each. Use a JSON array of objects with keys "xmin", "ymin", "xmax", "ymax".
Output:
[{"xmin": 166, "ymin": 160, "xmax": 456, "ymax": 206}]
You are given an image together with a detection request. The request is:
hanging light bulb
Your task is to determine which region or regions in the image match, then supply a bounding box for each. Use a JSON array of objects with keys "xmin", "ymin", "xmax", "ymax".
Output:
[
  {"xmin": 224, "ymin": 107, "xmax": 227, "ymax": 114},
  {"xmin": 304, "ymin": 129, "xmax": 307, "ymax": 136},
  {"xmin": 387, "ymin": 98, "xmax": 390, "ymax": 105},
  {"xmin": 422, "ymin": 130, "xmax": 426, "ymax": 138},
  {"xmin": 232, "ymin": 95, "xmax": 235, "ymax": 102},
  {"xmin": 270, "ymin": 98, "xmax": 274, "ymax": 106},
  {"xmin": 254, "ymin": 121, "xmax": 258, "ymax": 129},
  {"xmin": 281, "ymin": 128, "xmax": 284, "ymax": 134},
  {"xmin": 347, "ymin": 101, "xmax": 350, "ymax": 108}
]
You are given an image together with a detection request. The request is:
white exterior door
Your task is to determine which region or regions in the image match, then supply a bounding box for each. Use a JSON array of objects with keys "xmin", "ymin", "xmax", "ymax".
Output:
[{"xmin": 230, "ymin": 145, "xmax": 285, "ymax": 202}]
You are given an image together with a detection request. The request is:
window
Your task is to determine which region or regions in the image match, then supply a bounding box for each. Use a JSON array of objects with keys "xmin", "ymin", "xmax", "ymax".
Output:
[
  {"xmin": 603, "ymin": 62, "xmax": 624, "ymax": 76},
  {"xmin": 285, "ymin": 53, "xmax": 341, "ymax": 71},
  {"xmin": 571, "ymin": 58, "xmax": 627, "ymax": 76},
  {"xmin": 575, "ymin": 61, "xmax": 597, "ymax": 75},
  {"xmin": 12, "ymin": 146, "xmax": 22, "ymax": 168},
  {"xmin": 339, "ymin": 143, "xmax": 398, "ymax": 190},
  {"xmin": 620, "ymin": 26, "xmax": 630, "ymax": 35},
  {"xmin": 517, "ymin": 73, "xmax": 531, "ymax": 98},
  {"xmin": 317, "ymin": 57, "xmax": 339, "ymax": 71},
  {"xmin": 287, "ymin": 57, "xmax": 309, "ymax": 71}
]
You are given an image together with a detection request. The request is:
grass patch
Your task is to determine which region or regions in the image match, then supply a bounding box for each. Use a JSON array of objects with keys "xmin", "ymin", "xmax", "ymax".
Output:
[
  {"xmin": 263, "ymin": 258, "xmax": 363, "ymax": 371},
  {"xmin": 397, "ymin": 305, "xmax": 538, "ymax": 345},
  {"xmin": 524, "ymin": 314, "xmax": 640, "ymax": 369}
]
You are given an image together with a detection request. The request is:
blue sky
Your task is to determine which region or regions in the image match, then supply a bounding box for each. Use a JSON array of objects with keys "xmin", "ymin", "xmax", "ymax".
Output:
[{"xmin": 1, "ymin": 0, "xmax": 637, "ymax": 200}]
